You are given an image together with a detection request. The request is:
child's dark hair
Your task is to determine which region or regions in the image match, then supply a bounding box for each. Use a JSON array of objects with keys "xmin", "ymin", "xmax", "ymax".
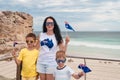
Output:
[{"xmin": 26, "ymin": 33, "xmax": 36, "ymax": 40}]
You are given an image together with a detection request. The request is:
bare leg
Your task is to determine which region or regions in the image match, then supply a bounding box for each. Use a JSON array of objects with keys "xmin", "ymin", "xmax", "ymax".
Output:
[
  {"xmin": 46, "ymin": 74, "xmax": 54, "ymax": 80},
  {"xmin": 39, "ymin": 73, "xmax": 46, "ymax": 80}
]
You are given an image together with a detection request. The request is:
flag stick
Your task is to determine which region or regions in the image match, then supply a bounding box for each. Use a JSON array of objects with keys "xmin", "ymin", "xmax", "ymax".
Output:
[
  {"xmin": 65, "ymin": 28, "xmax": 68, "ymax": 36},
  {"xmin": 65, "ymin": 21, "xmax": 68, "ymax": 36}
]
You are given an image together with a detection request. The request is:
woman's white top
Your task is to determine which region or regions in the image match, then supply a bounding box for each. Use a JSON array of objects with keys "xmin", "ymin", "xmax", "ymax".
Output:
[{"xmin": 37, "ymin": 32, "xmax": 58, "ymax": 64}]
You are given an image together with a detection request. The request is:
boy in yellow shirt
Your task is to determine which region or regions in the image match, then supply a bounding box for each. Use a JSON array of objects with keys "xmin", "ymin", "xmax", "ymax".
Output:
[{"xmin": 12, "ymin": 33, "xmax": 39, "ymax": 80}]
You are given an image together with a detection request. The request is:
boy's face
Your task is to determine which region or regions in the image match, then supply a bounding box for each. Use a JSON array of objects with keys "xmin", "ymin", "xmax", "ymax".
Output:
[
  {"xmin": 26, "ymin": 37, "xmax": 35, "ymax": 48},
  {"xmin": 56, "ymin": 57, "xmax": 66, "ymax": 67}
]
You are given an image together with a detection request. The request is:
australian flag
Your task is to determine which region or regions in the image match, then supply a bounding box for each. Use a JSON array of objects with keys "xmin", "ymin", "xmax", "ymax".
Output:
[
  {"xmin": 13, "ymin": 42, "xmax": 18, "ymax": 47},
  {"xmin": 65, "ymin": 21, "xmax": 75, "ymax": 31},
  {"xmin": 78, "ymin": 64, "xmax": 92, "ymax": 73}
]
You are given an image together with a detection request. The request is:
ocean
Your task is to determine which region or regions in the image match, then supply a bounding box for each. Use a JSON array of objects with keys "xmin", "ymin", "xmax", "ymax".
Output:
[{"xmin": 34, "ymin": 31, "xmax": 120, "ymax": 60}]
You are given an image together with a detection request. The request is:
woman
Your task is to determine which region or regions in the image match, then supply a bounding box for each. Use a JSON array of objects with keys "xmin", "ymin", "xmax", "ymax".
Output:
[{"xmin": 37, "ymin": 16, "xmax": 70, "ymax": 80}]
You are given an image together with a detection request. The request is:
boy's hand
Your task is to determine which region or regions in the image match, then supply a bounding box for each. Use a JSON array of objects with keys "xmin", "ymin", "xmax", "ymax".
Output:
[
  {"xmin": 12, "ymin": 49, "xmax": 17, "ymax": 57},
  {"xmin": 78, "ymin": 72, "xmax": 84, "ymax": 78}
]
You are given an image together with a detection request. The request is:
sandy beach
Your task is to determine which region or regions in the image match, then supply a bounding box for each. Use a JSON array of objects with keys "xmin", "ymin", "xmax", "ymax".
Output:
[
  {"xmin": 0, "ymin": 60, "xmax": 16, "ymax": 80},
  {"xmin": 66, "ymin": 57, "xmax": 120, "ymax": 80},
  {"xmin": 0, "ymin": 56, "xmax": 120, "ymax": 80}
]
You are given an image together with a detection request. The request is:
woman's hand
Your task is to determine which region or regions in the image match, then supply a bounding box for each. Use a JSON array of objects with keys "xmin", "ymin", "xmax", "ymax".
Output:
[{"xmin": 65, "ymin": 35, "xmax": 70, "ymax": 45}]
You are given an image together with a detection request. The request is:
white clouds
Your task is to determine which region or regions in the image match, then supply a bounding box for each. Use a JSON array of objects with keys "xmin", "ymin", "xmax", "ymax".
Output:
[
  {"xmin": 95, "ymin": 1, "xmax": 120, "ymax": 16},
  {"xmin": 78, "ymin": 21, "xmax": 120, "ymax": 31},
  {"xmin": 37, "ymin": 0, "xmax": 92, "ymax": 13},
  {"xmin": 31, "ymin": 0, "xmax": 71, "ymax": 9},
  {"xmin": 33, "ymin": 16, "xmax": 45, "ymax": 26},
  {"xmin": 33, "ymin": 16, "xmax": 42, "ymax": 31},
  {"xmin": 91, "ymin": 14, "xmax": 111, "ymax": 22},
  {"xmin": 0, "ymin": 0, "xmax": 120, "ymax": 31},
  {"xmin": 48, "ymin": 8, "xmax": 92, "ymax": 13},
  {"xmin": 85, "ymin": 1, "xmax": 120, "ymax": 23},
  {"xmin": 17, "ymin": 0, "xmax": 27, "ymax": 3},
  {"xmin": 100, "ymin": 28, "xmax": 110, "ymax": 31},
  {"xmin": 71, "ymin": 21, "xmax": 100, "ymax": 31}
]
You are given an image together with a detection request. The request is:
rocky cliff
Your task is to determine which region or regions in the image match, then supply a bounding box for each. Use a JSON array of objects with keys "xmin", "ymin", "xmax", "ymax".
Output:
[{"xmin": 0, "ymin": 11, "xmax": 33, "ymax": 54}]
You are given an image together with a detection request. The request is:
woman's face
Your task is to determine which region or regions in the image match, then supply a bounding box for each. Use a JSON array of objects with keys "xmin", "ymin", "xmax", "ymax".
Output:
[{"xmin": 46, "ymin": 18, "xmax": 54, "ymax": 31}]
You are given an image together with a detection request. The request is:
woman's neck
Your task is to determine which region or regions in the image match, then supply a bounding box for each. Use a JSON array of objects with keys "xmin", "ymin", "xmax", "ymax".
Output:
[{"xmin": 46, "ymin": 31, "xmax": 54, "ymax": 35}]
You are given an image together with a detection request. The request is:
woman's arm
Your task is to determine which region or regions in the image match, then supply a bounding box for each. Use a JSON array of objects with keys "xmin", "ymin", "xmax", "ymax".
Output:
[
  {"xmin": 59, "ymin": 35, "xmax": 70, "ymax": 52},
  {"xmin": 34, "ymin": 34, "xmax": 40, "ymax": 50},
  {"xmin": 34, "ymin": 39, "xmax": 40, "ymax": 50}
]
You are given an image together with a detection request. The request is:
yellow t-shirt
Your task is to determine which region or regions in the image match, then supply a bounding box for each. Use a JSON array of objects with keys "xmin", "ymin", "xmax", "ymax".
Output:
[{"xmin": 18, "ymin": 48, "xmax": 39, "ymax": 77}]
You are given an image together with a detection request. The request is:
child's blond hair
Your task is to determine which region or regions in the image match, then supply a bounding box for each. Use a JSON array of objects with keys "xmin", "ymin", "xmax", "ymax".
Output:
[{"xmin": 56, "ymin": 50, "xmax": 66, "ymax": 59}]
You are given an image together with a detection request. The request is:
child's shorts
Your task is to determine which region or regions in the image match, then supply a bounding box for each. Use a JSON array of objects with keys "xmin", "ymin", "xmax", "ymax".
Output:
[{"xmin": 37, "ymin": 62, "xmax": 57, "ymax": 74}]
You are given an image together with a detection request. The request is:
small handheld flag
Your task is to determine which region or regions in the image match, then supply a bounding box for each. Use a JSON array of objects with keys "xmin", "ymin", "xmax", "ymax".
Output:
[
  {"xmin": 65, "ymin": 21, "xmax": 75, "ymax": 31},
  {"xmin": 78, "ymin": 64, "xmax": 92, "ymax": 73},
  {"xmin": 13, "ymin": 42, "xmax": 18, "ymax": 47}
]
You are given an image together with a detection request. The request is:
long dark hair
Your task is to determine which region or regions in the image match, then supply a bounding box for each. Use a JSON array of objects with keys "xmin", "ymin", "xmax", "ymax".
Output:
[{"xmin": 42, "ymin": 16, "xmax": 63, "ymax": 45}]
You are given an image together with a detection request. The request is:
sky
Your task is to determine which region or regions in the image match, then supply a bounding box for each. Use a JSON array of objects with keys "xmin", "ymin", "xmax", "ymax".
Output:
[{"xmin": 0, "ymin": 0, "xmax": 120, "ymax": 31}]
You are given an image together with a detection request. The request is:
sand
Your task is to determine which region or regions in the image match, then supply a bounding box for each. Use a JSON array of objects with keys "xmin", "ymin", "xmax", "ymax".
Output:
[
  {"xmin": 0, "ymin": 60, "xmax": 16, "ymax": 80},
  {"xmin": 0, "ymin": 75, "xmax": 15, "ymax": 80},
  {"xmin": 66, "ymin": 57, "xmax": 120, "ymax": 80}
]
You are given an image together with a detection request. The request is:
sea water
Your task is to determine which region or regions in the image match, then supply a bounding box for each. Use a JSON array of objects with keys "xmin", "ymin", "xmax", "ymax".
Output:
[{"xmin": 34, "ymin": 31, "xmax": 120, "ymax": 60}]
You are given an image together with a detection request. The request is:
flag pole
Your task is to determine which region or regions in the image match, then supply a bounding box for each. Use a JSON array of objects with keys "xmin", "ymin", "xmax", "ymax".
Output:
[
  {"xmin": 65, "ymin": 28, "xmax": 68, "ymax": 36},
  {"xmin": 65, "ymin": 21, "xmax": 68, "ymax": 36}
]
